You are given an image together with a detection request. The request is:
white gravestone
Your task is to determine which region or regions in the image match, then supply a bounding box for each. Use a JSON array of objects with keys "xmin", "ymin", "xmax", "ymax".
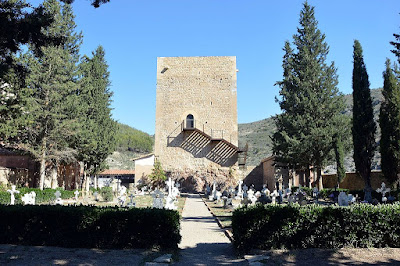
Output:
[
  {"xmin": 127, "ymin": 194, "xmax": 135, "ymax": 207},
  {"xmin": 236, "ymin": 180, "xmax": 244, "ymax": 200},
  {"xmin": 21, "ymin": 191, "xmax": 36, "ymax": 205},
  {"xmin": 376, "ymin": 182, "xmax": 391, "ymax": 203},
  {"xmin": 54, "ymin": 190, "xmax": 63, "ymax": 205},
  {"xmin": 262, "ymin": 185, "xmax": 270, "ymax": 196},
  {"xmin": 271, "ymin": 190, "xmax": 279, "ymax": 204},
  {"xmin": 247, "ymin": 189, "xmax": 257, "ymax": 205},
  {"xmin": 165, "ymin": 177, "xmax": 177, "ymax": 210},
  {"xmin": 74, "ymin": 190, "xmax": 79, "ymax": 201},
  {"xmin": 7, "ymin": 185, "xmax": 20, "ymax": 205},
  {"xmin": 216, "ymin": 191, "xmax": 222, "ymax": 201}
]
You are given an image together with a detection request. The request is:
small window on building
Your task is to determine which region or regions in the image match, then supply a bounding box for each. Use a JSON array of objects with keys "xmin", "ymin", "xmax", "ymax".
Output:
[{"xmin": 186, "ymin": 114, "xmax": 194, "ymax": 128}]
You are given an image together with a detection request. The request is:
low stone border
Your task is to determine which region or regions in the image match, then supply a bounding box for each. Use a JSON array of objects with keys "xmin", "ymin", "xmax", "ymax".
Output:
[{"xmin": 201, "ymin": 196, "xmax": 234, "ymax": 242}]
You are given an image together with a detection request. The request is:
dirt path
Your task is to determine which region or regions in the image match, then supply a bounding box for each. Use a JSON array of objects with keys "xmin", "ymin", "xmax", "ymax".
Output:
[{"xmin": 175, "ymin": 193, "xmax": 246, "ymax": 265}]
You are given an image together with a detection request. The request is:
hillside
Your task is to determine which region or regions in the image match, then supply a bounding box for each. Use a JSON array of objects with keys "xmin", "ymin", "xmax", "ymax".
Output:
[
  {"xmin": 106, "ymin": 123, "xmax": 154, "ymax": 170},
  {"xmin": 239, "ymin": 88, "xmax": 383, "ymax": 171}
]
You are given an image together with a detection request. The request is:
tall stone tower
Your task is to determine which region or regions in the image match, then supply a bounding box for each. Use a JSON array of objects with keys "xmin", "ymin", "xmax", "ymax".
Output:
[{"xmin": 155, "ymin": 56, "xmax": 240, "ymax": 185}]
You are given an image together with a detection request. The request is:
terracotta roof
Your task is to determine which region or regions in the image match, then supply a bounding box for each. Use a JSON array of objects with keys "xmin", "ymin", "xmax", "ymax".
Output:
[{"xmin": 98, "ymin": 169, "xmax": 135, "ymax": 175}]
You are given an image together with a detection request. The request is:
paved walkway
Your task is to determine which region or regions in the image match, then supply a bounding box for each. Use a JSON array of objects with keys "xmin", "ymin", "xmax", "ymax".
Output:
[{"xmin": 175, "ymin": 194, "xmax": 246, "ymax": 265}]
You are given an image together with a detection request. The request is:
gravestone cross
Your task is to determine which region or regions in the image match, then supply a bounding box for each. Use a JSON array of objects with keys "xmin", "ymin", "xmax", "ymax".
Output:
[
  {"xmin": 376, "ymin": 182, "xmax": 391, "ymax": 203},
  {"xmin": 7, "ymin": 185, "xmax": 20, "ymax": 205}
]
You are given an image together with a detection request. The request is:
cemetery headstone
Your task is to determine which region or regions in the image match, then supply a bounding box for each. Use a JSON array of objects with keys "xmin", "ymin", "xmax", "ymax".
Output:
[
  {"xmin": 152, "ymin": 189, "xmax": 164, "ymax": 209},
  {"xmin": 271, "ymin": 190, "xmax": 279, "ymax": 204},
  {"xmin": 93, "ymin": 191, "xmax": 99, "ymax": 201},
  {"xmin": 21, "ymin": 191, "xmax": 36, "ymax": 205},
  {"xmin": 165, "ymin": 177, "xmax": 177, "ymax": 210},
  {"xmin": 243, "ymin": 184, "xmax": 248, "ymax": 198},
  {"xmin": 376, "ymin": 182, "xmax": 391, "ymax": 203},
  {"xmin": 54, "ymin": 190, "xmax": 63, "ymax": 205},
  {"xmin": 74, "ymin": 190, "xmax": 79, "ymax": 201},
  {"xmin": 127, "ymin": 193, "xmax": 135, "ymax": 207},
  {"xmin": 338, "ymin": 191, "xmax": 350, "ymax": 206},
  {"xmin": 7, "ymin": 185, "xmax": 20, "ymax": 205},
  {"xmin": 236, "ymin": 180, "xmax": 244, "ymax": 200},
  {"xmin": 216, "ymin": 190, "xmax": 222, "ymax": 201}
]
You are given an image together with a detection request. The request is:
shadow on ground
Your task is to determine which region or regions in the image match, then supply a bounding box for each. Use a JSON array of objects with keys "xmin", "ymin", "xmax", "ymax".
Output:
[
  {"xmin": 176, "ymin": 242, "xmax": 246, "ymax": 265},
  {"xmin": 254, "ymin": 248, "xmax": 400, "ymax": 266}
]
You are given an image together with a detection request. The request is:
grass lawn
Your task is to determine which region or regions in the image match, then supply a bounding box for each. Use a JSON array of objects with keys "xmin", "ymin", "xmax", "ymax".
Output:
[{"xmin": 203, "ymin": 196, "xmax": 238, "ymax": 229}]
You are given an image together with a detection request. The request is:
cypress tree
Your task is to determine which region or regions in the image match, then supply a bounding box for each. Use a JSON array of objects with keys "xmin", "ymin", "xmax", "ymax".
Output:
[
  {"xmin": 380, "ymin": 59, "xmax": 400, "ymax": 185},
  {"xmin": 352, "ymin": 40, "xmax": 376, "ymax": 202},
  {"xmin": 333, "ymin": 134, "xmax": 346, "ymax": 186},
  {"xmin": 272, "ymin": 2, "xmax": 347, "ymax": 188}
]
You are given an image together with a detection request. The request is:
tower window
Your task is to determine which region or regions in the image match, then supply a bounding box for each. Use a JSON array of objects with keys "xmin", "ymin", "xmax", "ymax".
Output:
[{"xmin": 186, "ymin": 114, "xmax": 194, "ymax": 128}]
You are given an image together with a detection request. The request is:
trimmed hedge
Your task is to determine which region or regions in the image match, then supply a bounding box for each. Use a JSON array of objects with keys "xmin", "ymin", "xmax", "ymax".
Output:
[
  {"xmin": 0, "ymin": 205, "xmax": 181, "ymax": 249},
  {"xmin": 0, "ymin": 188, "xmax": 75, "ymax": 205},
  {"xmin": 232, "ymin": 204, "xmax": 400, "ymax": 253}
]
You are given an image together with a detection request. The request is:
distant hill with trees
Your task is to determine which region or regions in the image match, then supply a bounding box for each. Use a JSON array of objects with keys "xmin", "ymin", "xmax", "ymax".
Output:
[{"xmin": 106, "ymin": 123, "xmax": 154, "ymax": 170}]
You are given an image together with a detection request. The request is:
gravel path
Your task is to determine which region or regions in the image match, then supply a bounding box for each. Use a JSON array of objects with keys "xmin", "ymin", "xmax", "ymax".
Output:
[{"xmin": 175, "ymin": 194, "xmax": 246, "ymax": 265}]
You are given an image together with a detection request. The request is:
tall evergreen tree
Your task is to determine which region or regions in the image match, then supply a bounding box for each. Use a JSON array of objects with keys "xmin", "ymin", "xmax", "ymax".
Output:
[
  {"xmin": 23, "ymin": 0, "xmax": 82, "ymax": 190},
  {"xmin": 352, "ymin": 40, "xmax": 376, "ymax": 202},
  {"xmin": 272, "ymin": 2, "xmax": 347, "ymax": 188},
  {"xmin": 380, "ymin": 59, "xmax": 400, "ymax": 185},
  {"xmin": 76, "ymin": 45, "xmax": 116, "ymax": 189},
  {"xmin": 333, "ymin": 134, "xmax": 346, "ymax": 186}
]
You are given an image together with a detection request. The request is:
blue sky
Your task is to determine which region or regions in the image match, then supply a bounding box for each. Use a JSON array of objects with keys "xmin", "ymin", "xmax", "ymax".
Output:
[{"xmin": 31, "ymin": 0, "xmax": 400, "ymax": 134}]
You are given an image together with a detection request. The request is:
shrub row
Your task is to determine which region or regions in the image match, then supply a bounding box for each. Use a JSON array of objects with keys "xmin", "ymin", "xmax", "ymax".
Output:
[
  {"xmin": 232, "ymin": 203, "xmax": 400, "ymax": 253},
  {"xmin": 0, "ymin": 188, "xmax": 75, "ymax": 204},
  {"xmin": 0, "ymin": 205, "xmax": 180, "ymax": 249}
]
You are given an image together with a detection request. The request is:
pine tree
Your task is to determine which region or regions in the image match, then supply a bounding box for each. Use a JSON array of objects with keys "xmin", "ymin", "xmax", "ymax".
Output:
[
  {"xmin": 352, "ymin": 40, "xmax": 376, "ymax": 202},
  {"xmin": 272, "ymin": 2, "xmax": 347, "ymax": 188},
  {"xmin": 380, "ymin": 59, "xmax": 400, "ymax": 185},
  {"xmin": 76, "ymin": 45, "xmax": 116, "ymax": 189},
  {"xmin": 23, "ymin": 0, "xmax": 82, "ymax": 190}
]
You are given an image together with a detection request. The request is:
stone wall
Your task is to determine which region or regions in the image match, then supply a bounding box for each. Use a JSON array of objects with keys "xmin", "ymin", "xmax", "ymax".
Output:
[
  {"xmin": 323, "ymin": 171, "xmax": 390, "ymax": 190},
  {"xmin": 155, "ymin": 56, "xmax": 238, "ymax": 174}
]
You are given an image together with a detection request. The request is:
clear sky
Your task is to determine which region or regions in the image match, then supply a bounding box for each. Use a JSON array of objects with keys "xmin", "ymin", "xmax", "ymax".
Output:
[{"xmin": 31, "ymin": 0, "xmax": 400, "ymax": 134}]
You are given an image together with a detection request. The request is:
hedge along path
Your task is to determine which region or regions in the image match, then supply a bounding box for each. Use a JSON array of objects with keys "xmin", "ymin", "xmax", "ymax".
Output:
[{"xmin": 176, "ymin": 194, "xmax": 246, "ymax": 265}]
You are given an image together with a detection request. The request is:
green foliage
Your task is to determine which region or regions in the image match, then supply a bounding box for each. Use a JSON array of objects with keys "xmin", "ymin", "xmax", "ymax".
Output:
[
  {"xmin": 115, "ymin": 123, "xmax": 154, "ymax": 153},
  {"xmin": 76, "ymin": 45, "xmax": 117, "ymax": 175},
  {"xmin": 21, "ymin": 0, "xmax": 83, "ymax": 189},
  {"xmin": 352, "ymin": 40, "xmax": 376, "ymax": 201},
  {"xmin": 380, "ymin": 59, "xmax": 400, "ymax": 184},
  {"xmin": 272, "ymin": 2, "xmax": 348, "ymax": 178},
  {"xmin": 0, "ymin": 205, "xmax": 181, "ymax": 249},
  {"xmin": 334, "ymin": 135, "xmax": 346, "ymax": 184},
  {"xmin": 149, "ymin": 160, "xmax": 166, "ymax": 189},
  {"xmin": 318, "ymin": 188, "xmax": 349, "ymax": 198},
  {"xmin": 232, "ymin": 204, "xmax": 400, "ymax": 253},
  {"xmin": 99, "ymin": 186, "xmax": 113, "ymax": 202}
]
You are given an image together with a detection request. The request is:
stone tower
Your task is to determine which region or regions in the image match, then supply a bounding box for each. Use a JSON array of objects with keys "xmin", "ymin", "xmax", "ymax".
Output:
[{"xmin": 155, "ymin": 56, "xmax": 240, "ymax": 181}]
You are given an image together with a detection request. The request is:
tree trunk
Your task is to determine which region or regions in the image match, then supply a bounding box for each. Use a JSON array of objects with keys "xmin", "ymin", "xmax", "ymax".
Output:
[
  {"xmin": 50, "ymin": 162, "xmax": 58, "ymax": 189},
  {"xmin": 316, "ymin": 167, "xmax": 323, "ymax": 190},
  {"xmin": 363, "ymin": 170, "xmax": 372, "ymax": 202},
  {"xmin": 39, "ymin": 140, "xmax": 46, "ymax": 190}
]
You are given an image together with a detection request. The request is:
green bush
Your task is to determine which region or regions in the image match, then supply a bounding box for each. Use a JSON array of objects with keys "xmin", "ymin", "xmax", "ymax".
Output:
[
  {"xmin": 0, "ymin": 205, "xmax": 181, "ymax": 250},
  {"xmin": 100, "ymin": 187, "xmax": 113, "ymax": 202},
  {"xmin": 319, "ymin": 188, "xmax": 349, "ymax": 198},
  {"xmin": 232, "ymin": 203, "xmax": 400, "ymax": 253}
]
